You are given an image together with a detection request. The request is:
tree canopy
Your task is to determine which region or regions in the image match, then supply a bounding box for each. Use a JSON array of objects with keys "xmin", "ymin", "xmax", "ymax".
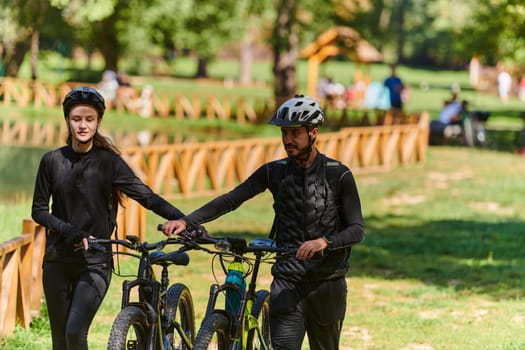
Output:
[{"xmin": 2, "ymin": 0, "xmax": 525, "ymax": 101}]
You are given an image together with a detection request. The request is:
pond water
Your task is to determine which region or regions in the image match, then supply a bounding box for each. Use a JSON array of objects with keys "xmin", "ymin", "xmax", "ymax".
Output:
[{"xmin": 0, "ymin": 147, "xmax": 44, "ymax": 203}]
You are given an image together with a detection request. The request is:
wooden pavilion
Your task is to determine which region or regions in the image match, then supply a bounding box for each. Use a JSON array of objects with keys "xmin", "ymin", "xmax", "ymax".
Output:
[{"xmin": 300, "ymin": 26, "xmax": 383, "ymax": 98}]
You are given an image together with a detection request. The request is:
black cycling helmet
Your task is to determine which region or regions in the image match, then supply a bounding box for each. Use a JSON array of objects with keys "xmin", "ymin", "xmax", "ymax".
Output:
[
  {"xmin": 269, "ymin": 94, "xmax": 324, "ymax": 127},
  {"xmin": 62, "ymin": 86, "xmax": 106, "ymax": 119}
]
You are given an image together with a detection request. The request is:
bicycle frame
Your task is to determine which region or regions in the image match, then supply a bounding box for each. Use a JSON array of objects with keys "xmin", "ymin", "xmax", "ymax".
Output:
[
  {"xmin": 91, "ymin": 235, "xmax": 195, "ymax": 350},
  {"xmin": 199, "ymin": 238, "xmax": 278, "ymax": 350},
  {"xmin": 120, "ymin": 252, "xmax": 172, "ymax": 349}
]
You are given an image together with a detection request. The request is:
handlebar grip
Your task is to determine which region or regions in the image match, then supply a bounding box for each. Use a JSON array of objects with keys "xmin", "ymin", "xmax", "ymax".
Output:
[
  {"xmin": 157, "ymin": 223, "xmax": 164, "ymax": 231},
  {"xmin": 87, "ymin": 240, "xmax": 107, "ymax": 253}
]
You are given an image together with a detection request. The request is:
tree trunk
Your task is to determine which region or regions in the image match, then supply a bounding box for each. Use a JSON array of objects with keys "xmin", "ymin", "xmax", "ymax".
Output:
[
  {"xmin": 239, "ymin": 33, "xmax": 253, "ymax": 85},
  {"xmin": 5, "ymin": 40, "xmax": 31, "ymax": 77},
  {"xmin": 195, "ymin": 57, "xmax": 208, "ymax": 78},
  {"xmin": 272, "ymin": 0, "xmax": 298, "ymax": 109},
  {"xmin": 394, "ymin": 0, "xmax": 408, "ymax": 63},
  {"xmin": 0, "ymin": 45, "xmax": 4, "ymax": 76},
  {"xmin": 98, "ymin": 14, "xmax": 120, "ymax": 71},
  {"xmin": 30, "ymin": 30, "xmax": 39, "ymax": 80}
]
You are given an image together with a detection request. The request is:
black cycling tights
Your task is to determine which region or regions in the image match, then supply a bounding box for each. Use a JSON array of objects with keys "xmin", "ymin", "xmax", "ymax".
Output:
[
  {"xmin": 43, "ymin": 261, "xmax": 112, "ymax": 350},
  {"xmin": 270, "ymin": 277, "xmax": 347, "ymax": 350}
]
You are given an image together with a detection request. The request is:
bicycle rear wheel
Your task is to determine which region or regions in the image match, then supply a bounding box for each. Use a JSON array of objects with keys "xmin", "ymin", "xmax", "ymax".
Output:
[
  {"xmin": 165, "ymin": 283, "xmax": 195, "ymax": 349},
  {"xmin": 107, "ymin": 305, "xmax": 148, "ymax": 350},
  {"xmin": 247, "ymin": 290, "xmax": 271, "ymax": 350},
  {"xmin": 192, "ymin": 312, "xmax": 230, "ymax": 350}
]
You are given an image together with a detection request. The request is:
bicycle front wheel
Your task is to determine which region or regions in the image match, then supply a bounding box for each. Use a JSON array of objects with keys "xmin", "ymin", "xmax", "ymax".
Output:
[
  {"xmin": 247, "ymin": 290, "xmax": 271, "ymax": 350},
  {"xmin": 107, "ymin": 305, "xmax": 148, "ymax": 350},
  {"xmin": 165, "ymin": 283, "xmax": 195, "ymax": 349},
  {"xmin": 192, "ymin": 312, "xmax": 230, "ymax": 350}
]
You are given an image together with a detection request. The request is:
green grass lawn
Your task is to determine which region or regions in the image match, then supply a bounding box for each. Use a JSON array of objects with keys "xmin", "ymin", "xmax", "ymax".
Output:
[{"xmin": 3, "ymin": 146, "xmax": 525, "ymax": 349}]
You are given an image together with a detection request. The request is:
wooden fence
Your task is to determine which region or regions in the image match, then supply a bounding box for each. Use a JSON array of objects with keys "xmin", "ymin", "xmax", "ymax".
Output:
[
  {"xmin": 0, "ymin": 78, "xmax": 266, "ymax": 122},
  {"xmin": 119, "ymin": 112, "xmax": 429, "ymax": 201},
  {"xmin": 0, "ymin": 118, "xmax": 198, "ymax": 148},
  {"xmin": 0, "ymin": 220, "xmax": 45, "ymax": 341}
]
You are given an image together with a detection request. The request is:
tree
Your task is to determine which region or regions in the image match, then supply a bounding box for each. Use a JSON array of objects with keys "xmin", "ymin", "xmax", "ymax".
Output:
[
  {"xmin": 51, "ymin": 0, "xmax": 130, "ymax": 72},
  {"xmin": 124, "ymin": 0, "xmax": 247, "ymax": 78},
  {"xmin": 272, "ymin": 0, "xmax": 299, "ymax": 108},
  {"xmin": 463, "ymin": 0, "xmax": 525, "ymax": 67},
  {"xmin": 1, "ymin": 0, "xmax": 51, "ymax": 77},
  {"xmin": 237, "ymin": 1, "xmax": 274, "ymax": 85},
  {"xmin": 183, "ymin": 0, "xmax": 245, "ymax": 78}
]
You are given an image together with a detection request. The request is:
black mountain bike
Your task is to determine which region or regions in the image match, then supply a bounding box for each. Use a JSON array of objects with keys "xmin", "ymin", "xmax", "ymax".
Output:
[
  {"xmin": 88, "ymin": 234, "xmax": 196, "ymax": 350},
  {"xmin": 177, "ymin": 232, "xmax": 295, "ymax": 350}
]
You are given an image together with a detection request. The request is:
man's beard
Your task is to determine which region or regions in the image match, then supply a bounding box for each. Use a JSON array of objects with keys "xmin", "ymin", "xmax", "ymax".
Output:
[{"xmin": 288, "ymin": 144, "xmax": 311, "ymax": 161}]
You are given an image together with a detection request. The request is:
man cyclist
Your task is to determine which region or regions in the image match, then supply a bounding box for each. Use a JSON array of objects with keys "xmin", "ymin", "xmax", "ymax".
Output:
[{"xmin": 162, "ymin": 94, "xmax": 365, "ymax": 350}]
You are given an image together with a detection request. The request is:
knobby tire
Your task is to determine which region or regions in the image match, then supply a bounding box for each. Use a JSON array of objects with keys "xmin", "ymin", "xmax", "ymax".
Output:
[
  {"xmin": 192, "ymin": 312, "xmax": 230, "ymax": 350},
  {"xmin": 107, "ymin": 305, "xmax": 148, "ymax": 350},
  {"xmin": 165, "ymin": 283, "xmax": 196, "ymax": 349}
]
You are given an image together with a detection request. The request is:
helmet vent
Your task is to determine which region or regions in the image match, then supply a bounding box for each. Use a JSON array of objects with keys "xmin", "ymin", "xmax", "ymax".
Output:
[{"xmin": 268, "ymin": 95, "xmax": 324, "ymax": 127}]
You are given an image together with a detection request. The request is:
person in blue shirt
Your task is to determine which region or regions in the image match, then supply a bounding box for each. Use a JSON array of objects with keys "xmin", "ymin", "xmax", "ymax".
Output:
[
  {"xmin": 384, "ymin": 64, "xmax": 405, "ymax": 111},
  {"xmin": 429, "ymin": 92, "xmax": 467, "ymax": 142}
]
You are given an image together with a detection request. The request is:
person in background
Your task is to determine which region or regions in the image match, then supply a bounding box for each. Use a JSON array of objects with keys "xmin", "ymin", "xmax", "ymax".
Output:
[
  {"xmin": 384, "ymin": 63, "xmax": 405, "ymax": 113},
  {"xmin": 31, "ymin": 86, "xmax": 188, "ymax": 350},
  {"xmin": 497, "ymin": 62, "xmax": 512, "ymax": 103},
  {"xmin": 316, "ymin": 75, "xmax": 331, "ymax": 100},
  {"xmin": 161, "ymin": 95, "xmax": 365, "ymax": 350},
  {"xmin": 116, "ymin": 71, "xmax": 131, "ymax": 87},
  {"xmin": 97, "ymin": 70, "xmax": 119, "ymax": 104},
  {"xmin": 137, "ymin": 84, "xmax": 155, "ymax": 118},
  {"xmin": 429, "ymin": 91, "xmax": 467, "ymax": 141}
]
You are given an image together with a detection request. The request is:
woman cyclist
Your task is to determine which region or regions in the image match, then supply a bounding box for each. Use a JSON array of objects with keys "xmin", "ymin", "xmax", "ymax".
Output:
[{"xmin": 31, "ymin": 86, "xmax": 187, "ymax": 350}]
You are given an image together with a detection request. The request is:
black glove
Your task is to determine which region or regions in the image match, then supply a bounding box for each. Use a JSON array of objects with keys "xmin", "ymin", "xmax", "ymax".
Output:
[
  {"xmin": 87, "ymin": 238, "xmax": 107, "ymax": 253},
  {"xmin": 65, "ymin": 229, "xmax": 90, "ymax": 245}
]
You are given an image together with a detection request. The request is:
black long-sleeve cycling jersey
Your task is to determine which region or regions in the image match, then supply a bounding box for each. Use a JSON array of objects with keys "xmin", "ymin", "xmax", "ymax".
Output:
[
  {"xmin": 32, "ymin": 145, "xmax": 185, "ymax": 264},
  {"xmin": 183, "ymin": 152, "xmax": 365, "ymax": 281}
]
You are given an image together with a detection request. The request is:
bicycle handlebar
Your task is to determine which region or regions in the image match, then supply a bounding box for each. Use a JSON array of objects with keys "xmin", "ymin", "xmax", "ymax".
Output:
[
  {"xmin": 88, "ymin": 224, "xmax": 295, "ymax": 260},
  {"xmin": 87, "ymin": 234, "xmax": 193, "ymax": 268},
  {"xmin": 159, "ymin": 224, "xmax": 296, "ymax": 257}
]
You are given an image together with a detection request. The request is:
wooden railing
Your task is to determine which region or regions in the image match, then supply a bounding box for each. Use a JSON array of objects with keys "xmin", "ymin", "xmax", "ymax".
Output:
[
  {"xmin": 120, "ymin": 112, "xmax": 429, "ymax": 200},
  {"xmin": 0, "ymin": 220, "xmax": 45, "ymax": 340},
  {"xmin": 0, "ymin": 78, "xmax": 267, "ymax": 122},
  {"xmin": 0, "ymin": 118, "xmax": 199, "ymax": 148}
]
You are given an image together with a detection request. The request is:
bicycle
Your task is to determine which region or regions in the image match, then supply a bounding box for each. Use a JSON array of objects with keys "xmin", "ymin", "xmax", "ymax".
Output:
[
  {"xmin": 178, "ymin": 231, "xmax": 294, "ymax": 350},
  {"xmin": 462, "ymin": 110, "xmax": 490, "ymax": 147},
  {"xmin": 88, "ymin": 233, "xmax": 196, "ymax": 350}
]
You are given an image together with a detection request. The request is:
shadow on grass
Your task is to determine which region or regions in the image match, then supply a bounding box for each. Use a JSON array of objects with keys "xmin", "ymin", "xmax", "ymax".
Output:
[
  {"xmin": 351, "ymin": 214, "xmax": 525, "ymax": 299},
  {"xmin": 211, "ymin": 220, "xmax": 525, "ymax": 299}
]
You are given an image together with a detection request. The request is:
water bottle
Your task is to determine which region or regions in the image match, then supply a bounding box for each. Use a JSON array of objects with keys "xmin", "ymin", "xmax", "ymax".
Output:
[{"xmin": 225, "ymin": 261, "xmax": 245, "ymax": 314}]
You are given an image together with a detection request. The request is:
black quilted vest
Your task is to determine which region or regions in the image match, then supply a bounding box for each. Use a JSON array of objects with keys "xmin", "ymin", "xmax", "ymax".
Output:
[{"xmin": 267, "ymin": 154, "xmax": 350, "ymax": 281}]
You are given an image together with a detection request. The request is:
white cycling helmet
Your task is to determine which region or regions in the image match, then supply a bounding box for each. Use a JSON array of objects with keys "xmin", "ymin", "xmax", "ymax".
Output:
[{"xmin": 269, "ymin": 95, "xmax": 324, "ymax": 127}]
